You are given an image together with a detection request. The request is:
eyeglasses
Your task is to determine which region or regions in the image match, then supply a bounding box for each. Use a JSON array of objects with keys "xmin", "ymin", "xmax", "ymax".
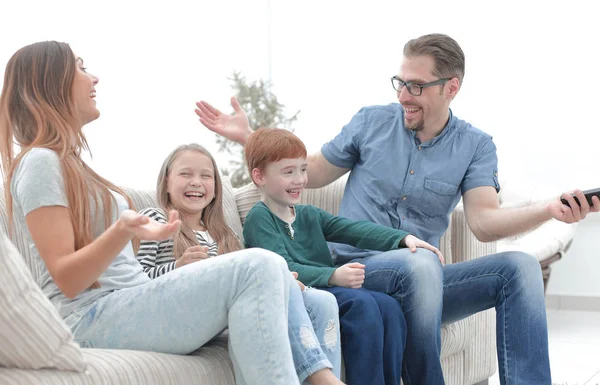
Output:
[{"xmin": 391, "ymin": 76, "xmax": 451, "ymax": 96}]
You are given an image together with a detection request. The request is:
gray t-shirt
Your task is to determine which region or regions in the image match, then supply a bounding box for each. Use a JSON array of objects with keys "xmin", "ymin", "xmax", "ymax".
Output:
[{"xmin": 11, "ymin": 148, "xmax": 150, "ymax": 328}]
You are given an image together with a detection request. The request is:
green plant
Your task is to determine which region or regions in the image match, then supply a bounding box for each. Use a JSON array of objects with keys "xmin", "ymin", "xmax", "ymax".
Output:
[{"xmin": 217, "ymin": 72, "xmax": 300, "ymax": 187}]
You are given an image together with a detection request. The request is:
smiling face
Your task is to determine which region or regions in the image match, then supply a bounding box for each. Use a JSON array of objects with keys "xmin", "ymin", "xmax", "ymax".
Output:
[
  {"xmin": 71, "ymin": 56, "xmax": 99, "ymax": 126},
  {"xmin": 396, "ymin": 55, "xmax": 453, "ymax": 134},
  {"xmin": 166, "ymin": 150, "xmax": 216, "ymax": 224},
  {"xmin": 253, "ymin": 157, "xmax": 308, "ymax": 211}
]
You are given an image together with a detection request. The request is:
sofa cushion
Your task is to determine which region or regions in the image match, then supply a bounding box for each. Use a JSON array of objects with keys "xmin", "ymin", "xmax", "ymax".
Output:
[
  {"xmin": 497, "ymin": 219, "xmax": 577, "ymax": 262},
  {"xmin": 0, "ymin": 185, "xmax": 36, "ymax": 277},
  {"xmin": 0, "ymin": 233, "xmax": 86, "ymax": 372},
  {"xmin": 235, "ymin": 176, "xmax": 348, "ymax": 225},
  {"xmin": 0, "ymin": 335, "xmax": 234, "ymax": 385}
]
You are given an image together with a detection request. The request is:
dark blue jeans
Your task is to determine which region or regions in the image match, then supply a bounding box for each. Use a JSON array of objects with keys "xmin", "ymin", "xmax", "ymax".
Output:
[
  {"xmin": 321, "ymin": 286, "xmax": 406, "ymax": 385},
  {"xmin": 344, "ymin": 249, "xmax": 551, "ymax": 385}
]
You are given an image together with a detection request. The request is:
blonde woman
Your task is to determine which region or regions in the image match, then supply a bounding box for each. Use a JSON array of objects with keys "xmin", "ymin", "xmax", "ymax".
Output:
[{"xmin": 0, "ymin": 41, "xmax": 306, "ymax": 385}]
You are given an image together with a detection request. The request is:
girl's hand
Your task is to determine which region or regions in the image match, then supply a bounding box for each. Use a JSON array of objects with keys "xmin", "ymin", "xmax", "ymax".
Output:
[
  {"xmin": 291, "ymin": 271, "xmax": 306, "ymax": 291},
  {"xmin": 176, "ymin": 245, "xmax": 210, "ymax": 268},
  {"xmin": 195, "ymin": 97, "xmax": 252, "ymax": 146},
  {"xmin": 118, "ymin": 210, "xmax": 181, "ymax": 241},
  {"xmin": 400, "ymin": 235, "xmax": 445, "ymax": 265}
]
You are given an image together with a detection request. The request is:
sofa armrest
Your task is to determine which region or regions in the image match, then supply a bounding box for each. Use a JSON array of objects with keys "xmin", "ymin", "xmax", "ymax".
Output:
[{"xmin": 450, "ymin": 205, "xmax": 497, "ymax": 264}]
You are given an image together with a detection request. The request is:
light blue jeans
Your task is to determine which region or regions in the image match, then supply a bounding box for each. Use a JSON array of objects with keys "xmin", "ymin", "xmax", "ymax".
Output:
[
  {"xmin": 68, "ymin": 248, "xmax": 341, "ymax": 385},
  {"xmin": 296, "ymin": 287, "xmax": 341, "ymax": 384},
  {"xmin": 68, "ymin": 249, "xmax": 302, "ymax": 385}
]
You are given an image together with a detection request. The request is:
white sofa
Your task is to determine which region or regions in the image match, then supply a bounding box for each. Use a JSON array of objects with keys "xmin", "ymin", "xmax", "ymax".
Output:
[{"xmin": 0, "ymin": 175, "xmax": 497, "ymax": 385}]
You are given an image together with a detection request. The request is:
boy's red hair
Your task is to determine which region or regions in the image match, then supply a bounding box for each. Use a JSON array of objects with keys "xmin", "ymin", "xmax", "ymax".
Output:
[{"xmin": 245, "ymin": 128, "xmax": 307, "ymax": 174}]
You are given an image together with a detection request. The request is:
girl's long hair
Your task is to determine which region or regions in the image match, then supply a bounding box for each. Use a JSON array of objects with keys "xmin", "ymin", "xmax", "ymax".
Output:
[
  {"xmin": 0, "ymin": 41, "xmax": 137, "ymax": 266},
  {"xmin": 156, "ymin": 144, "xmax": 242, "ymax": 258}
]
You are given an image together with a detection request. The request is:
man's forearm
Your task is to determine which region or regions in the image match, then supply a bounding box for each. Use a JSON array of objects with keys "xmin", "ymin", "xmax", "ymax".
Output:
[{"xmin": 473, "ymin": 202, "xmax": 553, "ymax": 242}]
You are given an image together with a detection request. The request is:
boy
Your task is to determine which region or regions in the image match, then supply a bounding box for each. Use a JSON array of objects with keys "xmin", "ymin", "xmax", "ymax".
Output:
[{"xmin": 242, "ymin": 128, "xmax": 443, "ymax": 385}]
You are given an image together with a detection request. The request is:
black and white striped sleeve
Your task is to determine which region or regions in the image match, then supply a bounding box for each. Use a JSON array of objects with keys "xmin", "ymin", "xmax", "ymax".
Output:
[{"xmin": 137, "ymin": 207, "xmax": 177, "ymax": 279}]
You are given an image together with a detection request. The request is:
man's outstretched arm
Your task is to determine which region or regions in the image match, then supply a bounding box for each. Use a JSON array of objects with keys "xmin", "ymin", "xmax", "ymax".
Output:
[{"xmin": 463, "ymin": 185, "xmax": 600, "ymax": 243}]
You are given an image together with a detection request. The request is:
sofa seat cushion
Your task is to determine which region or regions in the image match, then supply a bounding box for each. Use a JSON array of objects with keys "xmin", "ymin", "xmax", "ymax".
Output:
[{"xmin": 0, "ymin": 335, "xmax": 235, "ymax": 385}]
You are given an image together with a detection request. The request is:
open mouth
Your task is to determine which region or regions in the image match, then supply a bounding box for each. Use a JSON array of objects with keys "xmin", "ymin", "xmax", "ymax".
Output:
[
  {"xmin": 90, "ymin": 91, "xmax": 96, "ymax": 98},
  {"xmin": 403, "ymin": 106, "xmax": 421, "ymax": 119},
  {"xmin": 184, "ymin": 192, "xmax": 205, "ymax": 199},
  {"xmin": 286, "ymin": 188, "xmax": 302, "ymax": 198}
]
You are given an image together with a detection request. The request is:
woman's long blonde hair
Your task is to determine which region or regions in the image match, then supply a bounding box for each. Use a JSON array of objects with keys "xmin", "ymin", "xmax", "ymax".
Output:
[
  {"xmin": 0, "ymin": 41, "xmax": 136, "ymax": 255},
  {"xmin": 157, "ymin": 144, "xmax": 242, "ymax": 258}
]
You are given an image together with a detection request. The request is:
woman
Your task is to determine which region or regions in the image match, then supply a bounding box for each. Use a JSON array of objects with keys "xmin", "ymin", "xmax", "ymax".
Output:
[{"xmin": 0, "ymin": 41, "xmax": 310, "ymax": 385}]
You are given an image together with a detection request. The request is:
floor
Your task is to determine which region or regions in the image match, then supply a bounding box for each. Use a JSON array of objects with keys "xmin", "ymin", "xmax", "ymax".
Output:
[{"xmin": 488, "ymin": 309, "xmax": 600, "ymax": 385}]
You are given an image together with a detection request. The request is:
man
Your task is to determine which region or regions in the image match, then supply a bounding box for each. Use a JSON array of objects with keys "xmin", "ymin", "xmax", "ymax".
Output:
[{"xmin": 195, "ymin": 33, "xmax": 599, "ymax": 385}]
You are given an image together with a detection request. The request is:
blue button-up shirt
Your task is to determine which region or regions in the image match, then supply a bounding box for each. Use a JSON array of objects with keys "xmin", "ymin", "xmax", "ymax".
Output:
[{"xmin": 321, "ymin": 103, "xmax": 500, "ymax": 262}]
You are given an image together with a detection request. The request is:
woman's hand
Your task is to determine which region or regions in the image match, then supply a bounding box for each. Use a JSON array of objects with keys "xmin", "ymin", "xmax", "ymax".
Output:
[{"xmin": 118, "ymin": 210, "xmax": 181, "ymax": 241}]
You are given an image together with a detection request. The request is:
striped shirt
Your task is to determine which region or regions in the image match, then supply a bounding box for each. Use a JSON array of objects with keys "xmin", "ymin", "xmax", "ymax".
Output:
[{"xmin": 137, "ymin": 207, "xmax": 218, "ymax": 278}]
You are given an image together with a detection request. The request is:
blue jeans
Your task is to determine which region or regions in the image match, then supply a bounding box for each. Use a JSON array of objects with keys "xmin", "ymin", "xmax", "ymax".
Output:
[
  {"xmin": 322, "ymin": 287, "xmax": 406, "ymax": 385},
  {"xmin": 68, "ymin": 249, "xmax": 303, "ymax": 385},
  {"xmin": 344, "ymin": 249, "xmax": 550, "ymax": 385},
  {"xmin": 295, "ymin": 287, "xmax": 341, "ymax": 384}
]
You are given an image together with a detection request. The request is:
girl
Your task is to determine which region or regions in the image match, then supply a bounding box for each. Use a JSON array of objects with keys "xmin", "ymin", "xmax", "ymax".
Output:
[
  {"xmin": 0, "ymin": 41, "xmax": 315, "ymax": 385},
  {"xmin": 136, "ymin": 143, "xmax": 343, "ymax": 385}
]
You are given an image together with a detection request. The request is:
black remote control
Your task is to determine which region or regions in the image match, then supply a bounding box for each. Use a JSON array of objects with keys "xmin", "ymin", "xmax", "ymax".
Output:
[{"xmin": 560, "ymin": 187, "xmax": 600, "ymax": 208}]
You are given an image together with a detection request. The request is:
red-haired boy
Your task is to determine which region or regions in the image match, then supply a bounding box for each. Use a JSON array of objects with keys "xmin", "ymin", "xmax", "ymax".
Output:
[{"xmin": 243, "ymin": 127, "xmax": 443, "ymax": 385}]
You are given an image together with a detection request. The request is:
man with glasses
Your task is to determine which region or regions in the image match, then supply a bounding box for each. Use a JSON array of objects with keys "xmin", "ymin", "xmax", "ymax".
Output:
[{"xmin": 196, "ymin": 33, "xmax": 599, "ymax": 385}]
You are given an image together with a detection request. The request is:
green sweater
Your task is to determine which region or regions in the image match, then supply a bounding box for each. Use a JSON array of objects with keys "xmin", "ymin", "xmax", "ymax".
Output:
[{"xmin": 243, "ymin": 201, "xmax": 410, "ymax": 287}]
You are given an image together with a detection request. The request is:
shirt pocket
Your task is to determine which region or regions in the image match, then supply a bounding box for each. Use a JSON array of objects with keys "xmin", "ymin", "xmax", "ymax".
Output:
[{"xmin": 420, "ymin": 178, "xmax": 459, "ymax": 218}]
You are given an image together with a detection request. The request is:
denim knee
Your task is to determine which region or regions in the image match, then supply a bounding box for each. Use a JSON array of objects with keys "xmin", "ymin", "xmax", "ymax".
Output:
[
  {"xmin": 497, "ymin": 251, "xmax": 544, "ymax": 289},
  {"xmin": 302, "ymin": 289, "xmax": 339, "ymax": 352},
  {"xmin": 346, "ymin": 291, "xmax": 386, "ymax": 330},
  {"xmin": 242, "ymin": 247, "xmax": 290, "ymax": 278},
  {"xmin": 303, "ymin": 289, "xmax": 338, "ymax": 321}
]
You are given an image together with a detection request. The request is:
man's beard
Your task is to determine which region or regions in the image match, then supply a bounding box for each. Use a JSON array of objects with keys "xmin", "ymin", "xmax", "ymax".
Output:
[{"xmin": 405, "ymin": 118, "xmax": 425, "ymax": 132}]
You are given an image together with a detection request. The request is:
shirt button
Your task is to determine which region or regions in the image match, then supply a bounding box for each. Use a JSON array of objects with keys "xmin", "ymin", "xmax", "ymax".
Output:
[
  {"xmin": 410, "ymin": 170, "xmax": 415, "ymax": 175},
  {"xmin": 402, "ymin": 196, "xmax": 407, "ymax": 201},
  {"xmin": 418, "ymin": 146, "xmax": 422, "ymax": 150}
]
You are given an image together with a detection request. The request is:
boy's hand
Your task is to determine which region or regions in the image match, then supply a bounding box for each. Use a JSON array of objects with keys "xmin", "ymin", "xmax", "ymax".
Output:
[
  {"xmin": 195, "ymin": 97, "xmax": 252, "ymax": 146},
  {"xmin": 329, "ymin": 262, "xmax": 365, "ymax": 288},
  {"xmin": 400, "ymin": 235, "xmax": 445, "ymax": 265},
  {"xmin": 291, "ymin": 272, "xmax": 306, "ymax": 291},
  {"xmin": 176, "ymin": 245, "xmax": 210, "ymax": 268}
]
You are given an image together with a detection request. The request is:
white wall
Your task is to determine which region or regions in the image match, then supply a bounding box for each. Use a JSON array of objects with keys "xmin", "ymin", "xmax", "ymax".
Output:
[{"xmin": 1, "ymin": 0, "xmax": 599, "ymax": 294}]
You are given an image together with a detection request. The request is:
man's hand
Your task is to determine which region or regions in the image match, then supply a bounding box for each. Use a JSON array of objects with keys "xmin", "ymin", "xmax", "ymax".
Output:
[
  {"xmin": 329, "ymin": 262, "xmax": 365, "ymax": 288},
  {"xmin": 547, "ymin": 189, "xmax": 600, "ymax": 224},
  {"xmin": 291, "ymin": 272, "xmax": 306, "ymax": 291},
  {"xmin": 400, "ymin": 235, "xmax": 445, "ymax": 265},
  {"xmin": 195, "ymin": 97, "xmax": 252, "ymax": 146},
  {"xmin": 175, "ymin": 245, "xmax": 210, "ymax": 268}
]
